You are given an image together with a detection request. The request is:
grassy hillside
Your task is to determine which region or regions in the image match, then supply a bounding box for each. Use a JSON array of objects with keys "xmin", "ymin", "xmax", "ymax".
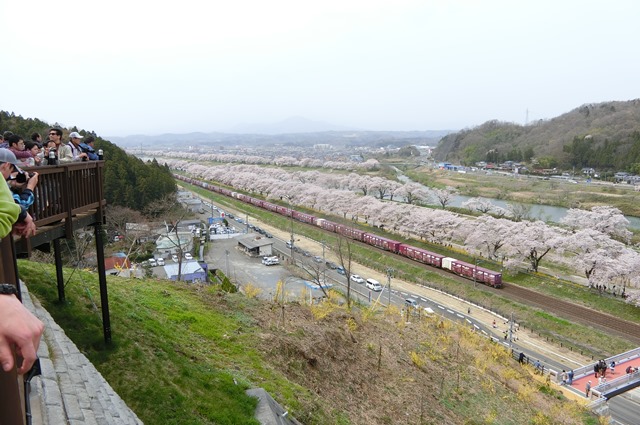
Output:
[
  {"xmin": 435, "ymin": 100, "xmax": 640, "ymax": 170},
  {"xmin": 18, "ymin": 261, "xmax": 599, "ymax": 424}
]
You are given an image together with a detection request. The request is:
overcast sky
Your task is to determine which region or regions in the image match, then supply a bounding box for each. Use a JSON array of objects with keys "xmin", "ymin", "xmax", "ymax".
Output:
[{"xmin": 2, "ymin": 0, "xmax": 639, "ymax": 137}]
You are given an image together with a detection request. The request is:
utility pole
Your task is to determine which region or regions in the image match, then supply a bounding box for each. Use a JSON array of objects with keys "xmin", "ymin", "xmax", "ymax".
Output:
[
  {"xmin": 386, "ymin": 267, "xmax": 394, "ymax": 306},
  {"xmin": 473, "ymin": 258, "xmax": 478, "ymax": 287},
  {"xmin": 510, "ymin": 312, "xmax": 514, "ymax": 347},
  {"xmin": 287, "ymin": 197, "xmax": 295, "ymax": 263}
]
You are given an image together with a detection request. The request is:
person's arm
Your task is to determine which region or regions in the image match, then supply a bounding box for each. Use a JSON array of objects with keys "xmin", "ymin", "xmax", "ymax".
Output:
[
  {"xmin": 0, "ymin": 287, "xmax": 44, "ymax": 374},
  {"xmin": 0, "ymin": 183, "xmax": 21, "ymax": 238}
]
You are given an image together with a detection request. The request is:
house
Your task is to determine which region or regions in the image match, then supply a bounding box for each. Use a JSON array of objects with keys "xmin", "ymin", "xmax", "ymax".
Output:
[
  {"xmin": 155, "ymin": 233, "xmax": 193, "ymax": 257},
  {"xmin": 237, "ymin": 235, "xmax": 274, "ymax": 258},
  {"xmin": 163, "ymin": 261, "xmax": 208, "ymax": 283}
]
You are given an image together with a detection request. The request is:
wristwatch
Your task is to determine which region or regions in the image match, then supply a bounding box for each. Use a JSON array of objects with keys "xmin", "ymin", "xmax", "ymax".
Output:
[{"xmin": 0, "ymin": 284, "xmax": 18, "ymax": 296}]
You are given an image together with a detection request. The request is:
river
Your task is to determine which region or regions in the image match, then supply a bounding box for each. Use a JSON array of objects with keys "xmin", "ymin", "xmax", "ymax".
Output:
[{"xmin": 395, "ymin": 170, "xmax": 640, "ymax": 230}]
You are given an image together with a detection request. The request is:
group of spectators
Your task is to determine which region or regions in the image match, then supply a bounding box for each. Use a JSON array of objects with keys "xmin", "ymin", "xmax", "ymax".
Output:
[{"xmin": 0, "ymin": 129, "xmax": 99, "ymax": 166}]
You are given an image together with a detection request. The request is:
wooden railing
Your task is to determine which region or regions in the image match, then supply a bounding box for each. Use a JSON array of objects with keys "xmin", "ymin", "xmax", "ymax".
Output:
[
  {"xmin": 0, "ymin": 161, "xmax": 108, "ymax": 425},
  {"xmin": 14, "ymin": 161, "xmax": 106, "ymax": 255}
]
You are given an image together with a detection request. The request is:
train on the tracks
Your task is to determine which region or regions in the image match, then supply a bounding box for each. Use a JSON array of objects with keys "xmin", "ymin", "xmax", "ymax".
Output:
[{"xmin": 176, "ymin": 175, "xmax": 503, "ymax": 288}]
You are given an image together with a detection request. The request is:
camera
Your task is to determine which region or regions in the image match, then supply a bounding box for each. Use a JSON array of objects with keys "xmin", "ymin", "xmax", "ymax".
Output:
[{"xmin": 16, "ymin": 172, "xmax": 30, "ymax": 184}]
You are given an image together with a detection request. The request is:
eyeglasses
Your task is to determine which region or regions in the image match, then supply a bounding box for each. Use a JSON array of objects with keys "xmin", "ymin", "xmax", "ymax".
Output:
[{"xmin": 49, "ymin": 132, "xmax": 58, "ymax": 136}]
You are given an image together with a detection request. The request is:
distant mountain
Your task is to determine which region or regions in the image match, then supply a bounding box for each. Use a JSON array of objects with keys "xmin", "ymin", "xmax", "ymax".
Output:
[
  {"xmin": 106, "ymin": 127, "xmax": 453, "ymax": 149},
  {"xmin": 228, "ymin": 116, "xmax": 358, "ymax": 134},
  {"xmin": 435, "ymin": 99, "xmax": 640, "ymax": 171}
]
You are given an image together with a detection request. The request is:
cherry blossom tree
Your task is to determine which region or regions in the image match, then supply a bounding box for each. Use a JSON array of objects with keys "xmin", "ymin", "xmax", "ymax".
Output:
[
  {"xmin": 463, "ymin": 216, "xmax": 515, "ymax": 259},
  {"xmin": 560, "ymin": 206, "xmax": 631, "ymax": 242},
  {"xmin": 502, "ymin": 221, "xmax": 567, "ymax": 272},
  {"xmin": 394, "ymin": 182, "xmax": 430, "ymax": 205},
  {"xmin": 462, "ymin": 197, "xmax": 494, "ymax": 214},
  {"xmin": 431, "ymin": 187, "xmax": 457, "ymax": 209}
]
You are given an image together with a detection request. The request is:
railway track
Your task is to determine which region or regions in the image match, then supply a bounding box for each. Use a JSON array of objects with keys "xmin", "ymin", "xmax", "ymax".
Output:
[
  {"xmin": 186, "ymin": 178, "xmax": 640, "ymax": 345},
  {"xmin": 502, "ymin": 283, "xmax": 640, "ymax": 344},
  {"xmin": 349, "ymin": 236, "xmax": 640, "ymax": 344}
]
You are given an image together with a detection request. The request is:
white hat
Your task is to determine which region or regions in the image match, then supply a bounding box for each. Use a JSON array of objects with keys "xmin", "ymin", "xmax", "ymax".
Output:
[{"xmin": 69, "ymin": 131, "xmax": 84, "ymax": 139}]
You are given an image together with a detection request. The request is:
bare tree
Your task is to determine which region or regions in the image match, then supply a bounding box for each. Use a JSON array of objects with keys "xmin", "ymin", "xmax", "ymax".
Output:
[{"xmin": 335, "ymin": 236, "xmax": 354, "ymax": 308}]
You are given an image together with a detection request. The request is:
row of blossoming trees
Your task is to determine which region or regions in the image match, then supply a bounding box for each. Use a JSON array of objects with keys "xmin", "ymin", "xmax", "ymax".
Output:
[{"xmin": 166, "ymin": 159, "xmax": 640, "ymax": 302}]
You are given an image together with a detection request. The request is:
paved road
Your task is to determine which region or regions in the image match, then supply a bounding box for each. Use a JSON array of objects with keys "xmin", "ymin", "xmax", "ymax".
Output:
[{"xmin": 194, "ymin": 191, "xmax": 640, "ymax": 424}]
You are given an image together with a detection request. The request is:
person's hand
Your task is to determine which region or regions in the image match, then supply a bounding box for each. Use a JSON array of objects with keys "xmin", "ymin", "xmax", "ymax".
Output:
[
  {"xmin": 26, "ymin": 172, "xmax": 39, "ymax": 191},
  {"xmin": 0, "ymin": 294, "xmax": 44, "ymax": 374},
  {"xmin": 12, "ymin": 213, "xmax": 37, "ymax": 238}
]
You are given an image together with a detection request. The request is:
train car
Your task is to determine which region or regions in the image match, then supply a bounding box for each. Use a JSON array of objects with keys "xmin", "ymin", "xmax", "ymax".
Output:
[
  {"xmin": 275, "ymin": 205, "xmax": 290, "ymax": 216},
  {"xmin": 291, "ymin": 210, "xmax": 317, "ymax": 225},
  {"xmin": 336, "ymin": 226, "xmax": 365, "ymax": 241},
  {"xmin": 362, "ymin": 233, "xmax": 401, "ymax": 252},
  {"xmin": 249, "ymin": 197, "xmax": 264, "ymax": 208},
  {"xmin": 316, "ymin": 218, "xmax": 338, "ymax": 233},
  {"xmin": 236, "ymin": 193, "xmax": 251, "ymax": 202},
  {"xmin": 263, "ymin": 202, "xmax": 278, "ymax": 213},
  {"xmin": 398, "ymin": 244, "xmax": 444, "ymax": 268},
  {"xmin": 441, "ymin": 258, "xmax": 502, "ymax": 288},
  {"xmin": 219, "ymin": 187, "xmax": 233, "ymax": 196}
]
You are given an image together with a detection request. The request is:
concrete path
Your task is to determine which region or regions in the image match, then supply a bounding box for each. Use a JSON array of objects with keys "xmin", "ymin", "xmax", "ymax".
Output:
[{"xmin": 20, "ymin": 283, "xmax": 143, "ymax": 425}]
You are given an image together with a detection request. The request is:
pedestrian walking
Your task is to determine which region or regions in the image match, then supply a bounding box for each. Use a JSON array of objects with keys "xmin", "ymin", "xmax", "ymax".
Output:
[
  {"xmin": 610, "ymin": 361, "xmax": 616, "ymax": 375},
  {"xmin": 567, "ymin": 369, "xmax": 574, "ymax": 385},
  {"xmin": 561, "ymin": 370, "xmax": 567, "ymax": 385},
  {"xmin": 585, "ymin": 381, "xmax": 592, "ymax": 397}
]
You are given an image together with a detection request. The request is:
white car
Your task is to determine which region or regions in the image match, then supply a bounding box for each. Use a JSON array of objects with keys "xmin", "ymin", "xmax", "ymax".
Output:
[
  {"xmin": 172, "ymin": 254, "xmax": 179, "ymax": 262},
  {"xmin": 350, "ymin": 274, "xmax": 364, "ymax": 284},
  {"xmin": 148, "ymin": 258, "xmax": 157, "ymax": 267},
  {"xmin": 262, "ymin": 256, "xmax": 278, "ymax": 265},
  {"xmin": 366, "ymin": 278, "xmax": 382, "ymax": 291},
  {"xmin": 184, "ymin": 253, "xmax": 193, "ymax": 260},
  {"xmin": 156, "ymin": 258, "xmax": 165, "ymax": 266}
]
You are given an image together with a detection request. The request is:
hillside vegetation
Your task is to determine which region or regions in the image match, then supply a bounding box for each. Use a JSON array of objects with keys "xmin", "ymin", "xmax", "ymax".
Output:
[
  {"xmin": 435, "ymin": 100, "xmax": 640, "ymax": 172},
  {"xmin": 19, "ymin": 261, "xmax": 598, "ymax": 425}
]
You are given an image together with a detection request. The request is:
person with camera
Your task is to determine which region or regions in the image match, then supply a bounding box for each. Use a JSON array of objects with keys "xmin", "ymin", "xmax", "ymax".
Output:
[{"xmin": 0, "ymin": 149, "xmax": 36, "ymax": 238}]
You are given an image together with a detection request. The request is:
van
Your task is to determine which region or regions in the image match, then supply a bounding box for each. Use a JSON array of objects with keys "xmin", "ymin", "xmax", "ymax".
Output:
[
  {"xmin": 405, "ymin": 298, "xmax": 419, "ymax": 308},
  {"xmin": 366, "ymin": 278, "xmax": 382, "ymax": 291}
]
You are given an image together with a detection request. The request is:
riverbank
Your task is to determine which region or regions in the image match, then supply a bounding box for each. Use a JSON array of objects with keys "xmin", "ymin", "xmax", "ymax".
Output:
[{"xmin": 402, "ymin": 166, "xmax": 640, "ymax": 232}]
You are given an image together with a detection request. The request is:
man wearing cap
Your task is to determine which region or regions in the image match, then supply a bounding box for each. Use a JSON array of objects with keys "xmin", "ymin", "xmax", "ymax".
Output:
[
  {"xmin": 0, "ymin": 149, "xmax": 36, "ymax": 238},
  {"xmin": 60, "ymin": 131, "xmax": 88, "ymax": 163}
]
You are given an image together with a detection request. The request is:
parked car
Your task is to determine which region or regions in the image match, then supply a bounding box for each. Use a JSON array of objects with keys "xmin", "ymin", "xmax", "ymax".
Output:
[
  {"xmin": 184, "ymin": 253, "xmax": 193, "ymax": 260},
  {"xmin": 326, "ymin": 261, "xmax": 338, "ymax": 269},
  {"xmin": 156, "ymin": 258, "xmax": 165, "ymax": 266},
  {"xmin": 262, "ymin": 256, "xmax": 278, "ymax": 264},
  {"xmin": 350, "ymin": 274, "xmax": 364, "ymax": 284},
  {"xmin": 263, "ymin": 256, "xmax": 279, "ymax": 266},
  {"xmin": 172, "ymin": 254, "xmax": 179, "ymax": 262},
  {"xmin": 366, "ymin": 278, "xmax": 382, "ymax": 291},
  {"xmin": 336, "ymin": 266, "xmax": 346, "ymax": 275},
  {"xmin": 148, "ymin": 258, "xmax": 157, "ymax": 267},
  {"xmin": 313, "ymin": 256, "xmax": 323, "ymax": 263}
]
